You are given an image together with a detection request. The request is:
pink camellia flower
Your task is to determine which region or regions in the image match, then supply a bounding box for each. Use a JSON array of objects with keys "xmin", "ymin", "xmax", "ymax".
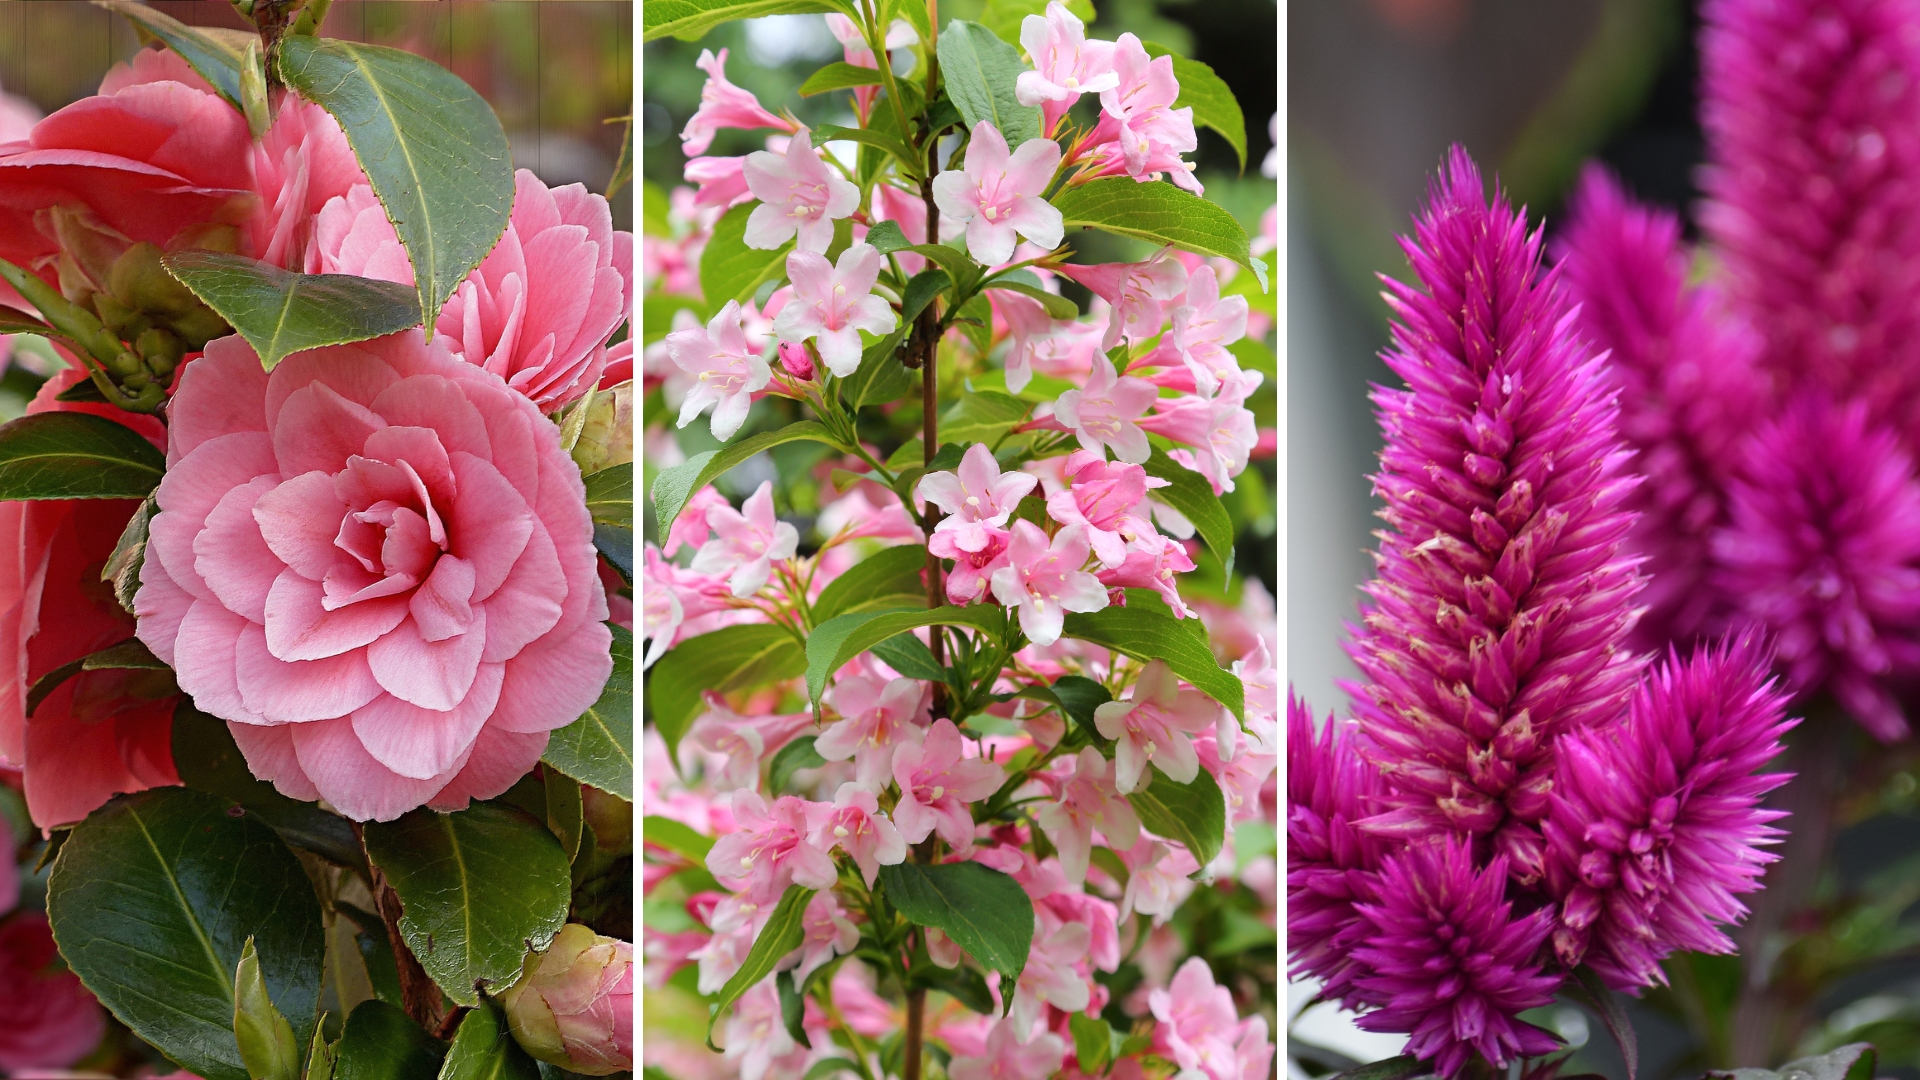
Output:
[
  {"xmin": 249, "ymin": 96, "xmax": 363, "ymax": 271},
  {"xmin": 743, "ymin": 129, "xmax": 859, "ymax": 253},
  {"xmin": 0, "ymin": 913, "xmax": 106, "ymax": 1072},
  {"xmin": 1046, "ymin": 450, "xmax": 1160, "ymax": 568},
  {"xmin": 681, "ymin": 48, "xmax": 794, "ymax": 157},
  {"xmin": 806, "ymin": 781, "xmax": 908, "ymax": 886},
  {"xmin": 816, "ymin": 675, "xmax": 928, "ymax": 789},
  {"xmin": 772, "ymin": 242, "xmax": 897, "ymax": 376},
  {"xmin": 780, "ymin": 890, "xmax": 859, "ymax": 984},
  {"xmin": 891, "ymin": 719, "xmax": 1005, "ymax": 850},
  {"xmin": 1094, "ymin": 34, "xmax": 1198, "ymax": 183},
  {"xmin": 1054, "ymin": 354, "xmax": 1159, "ymax": 464},
  {"xmin": 1016, "ymin": 2, "xmax": 1120, "ymax": 134},
  {"xmin": 1147, "ymin": 958, "xmax": 1249, "ymax": 1080},
  {"xmin": 1093, "ymin": 659, "xmax": 1221, "ymax": 792},
  {"xmin": 1058, "ymin": 251, "xmax": 1189, "ymax": 350},
  {"xmin": 665, "ymin": 299, "xmax": 772, "ymax": 441},
  {"xmin": 1166, "ymin": 266, "xmax": 1249, "ymax": 395},
  {"xmin": 0, "ymin": 368, "xmax": 180, "ymax": 830},
  {"xmin": 949, "ymin": 1016, "xmax": 1067, "ymax": 1080},
  {"xmin": 1141, "ymin": 370, "xmax": 1264, "ymax": 494},
  {"xmin": 934, "ymin": 527, "xmax": 1012, "ymax": 606},
  {"xmin": 932, "ymin": 121, "xmax": 1064, "ymax": 266},
  {"xmin": 689, "ymin": 481, "xmax": 799, "ymax": 598},
  {"xmin": 685, "ymin": 153, "xmax": 753, "ymax": 210},
  {"xmin": 498, "ymin": 924, "xmax": 633, "ymax": 1076},
  {"xmin": 990, "ymin": 521, "xmax": 1110, "ymax": 646},
  {"xmin": 1007, "ymin": 907, "xmax": 1093, "ymax": 1032},
  {"xmin": 918, "ymin": 442, "xmax": 1040, "ymax": 553},
  {"xmin": 706, "ymin": 790, "xmax": 839, "ymax": 898},
  {"xmin": 130, "ymin": 332, "xmax": 612, "ymax": 823},
  {"xmin": 1034, "ymin": 746, "xmax": 1142, "ymax": 885}
]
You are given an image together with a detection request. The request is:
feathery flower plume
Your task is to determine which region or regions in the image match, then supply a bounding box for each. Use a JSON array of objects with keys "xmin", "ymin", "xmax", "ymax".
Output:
[
  {"xmin": 1554, "ymin": 166, "xmax": 1766, "ymax": 648},
  {"xmin": 1285, "ymin": 694, "xmax": 1386, "ymax": 1010},
  {"xmin": 1344, "ymin": 147, "xmax": 1644, "ymax": 881},
  {"xmin": 1542, "ymin": 632, "xmax": 1794, "ymax": 990}
]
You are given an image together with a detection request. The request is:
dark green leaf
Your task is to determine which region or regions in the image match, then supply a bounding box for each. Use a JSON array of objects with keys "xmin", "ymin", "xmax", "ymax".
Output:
[
  {"xmin": 800, "ymin": 62, "xmax": 887, "ymax": 96},
  {"xmin": 985, "ymin": 278, "xmax": 1077, "ymax": 320},
  {"xmin": 839, "ymin": 328, "xmax": 914, "ymax": 410},
  {"xmin": 900, "ymin": 269, "xmax": 951, "ymax": 327},
  {"xmin": 437, "ymin": 1000, "xmax": 539, "ymax": 1080},
  {"xmin": 161, "ymin": 251, "xmax": 420, "ymax": 372},
  {"xmin": 806, "ymin": 607, "xmax": 1004, "ymax": 711},
  {"xmin": 865, "ymin": 220, "xmax": 911, "ymax": 254},
  {"xmin": 1143, "ymin": 448, "xmax": 1235, "ymax": 575},
  {"xmin": 362, "ymin": 803, "xmax": 572, "ymax": 1006},
  {"xmin": 939, "ymin": 391, "xmax": 1030, "ymax": 446},
  {"xmin": 544, "ymin": 772, "xmax": 584, "ymax": 864},
  {"xmin": 869, "ymin": 633, "xmax": 946, "ymax": 682},
  {"xmin": 1068, "ymin": 1012, "xmax": 1113, "ymax": 1076},
  {"xmin": 102, "ymin": 494, "xmax": 155, "ymax": 614},
  {"xmin": 47, "ymin": 788, "xmax": 326, "ymax": 1080},
  {"xmin": 911, "ymin": 963, "xmax": 995, "ymax": 1015},
  {"xmin": 1126, "ymin": 764, "xmax": 1226, "ymax": 870},
  {"xmin": 1568, "ymin": 965, "xmax": 1635, "ymax": 1080},
  {"xmin": 776, "ymin": 970, "xmax": 811, "ymax": 1048},
  {"xmin": 936, "ymin": 21, "xmax": 1042, "ymax": 148},
  {"xmin": 1052, "ymin": 178, "xmax": 1254, "ymax": 270},
  {"xmin": 278, "ymin": 37, "xmax": 514, "ymax": 327},
  {"xmin": 1049, "ymin": 674, "xmax": 1111, "ymax": 737},
  {"xmin": 700, "ymin": 201, "xmax": 794, "ymax": 314},
  {"xmin": 1707, "ymin": 1046, "xmax": 1876, "ymax": 1080},
  {"xmin": 1062, "ymin": 606, "xmax": 1244, "ymax": 720},
  {"xmin": 544, "ymin": 623, "xmax": 633, "ymax": 799},
  {"xmin": 877, "ymin": 862, "xmax": 1032, "ymax": 1001},
  {"xmin": 101, "ymin": 1, "xmax": 248, "ymax": 109},
  {"xmin": 1140, "ymin": 43, "xmax": 1246, "ymax": 171},
  {"xmin": 593, "ymin": 522, "xmax": 632, "ymax": 584},
  {"xmin": 813, "ymin": 544, "xmax": 930, "ymax": 622},
  {"xmin": 0, "ymin": 411, "xmax": 165, "ymax": 500},
  {"xmin": 707, "ymin": 885, "xmax": 814, "ymax": 1048},
  {"xmin": 583, "ymin": 463, "xmax": 632, "ymax": 530},
  {"xmin": 954, "ymin": 292, "xmax": 993, "ymax": 357},
  {"xmin": 646, "ymin": 624, "xmax": 807, "ymax": 761},
  {"xmin": 333, "ymin": 1001, "xmax": 446, "ymax": 1080},
  {"xmin": 768, "ymin": 737, "xmax": 829, "ymax": 796},
  {"xmin": 903, "ymin": 242, "xmax": 980, "ymax": 295},
  {"xmin": 644, "ymin": 0, "xmax": 845, "ymax": 42},
  {"xmin": 169, "ymin": 702, "xmax": 365, "ymax": 870},
  {"xmin": 650, "ymin": 421, "xmax": 846, "ymax": 534},
  {"xmin": 1328, "ymin": 1056, "xmax": 1426, "ymax": 1080},
  {"xmin": 815, "ymin": 124, "xmax": 920, "ymax": 174}
]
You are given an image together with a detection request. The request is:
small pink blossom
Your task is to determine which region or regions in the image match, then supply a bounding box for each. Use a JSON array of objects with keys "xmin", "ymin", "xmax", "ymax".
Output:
[
  {"xmin": 1007, "ymin": 907, "xmax": 1093, "ymax": 1033},
  {"xmin": 1140, "ymin": 370, "xmax": 1264, "ymax": 494},
  {"xmin": 1097, "ymin": 534, "xmax": 1198, "ymax": 617},
  {"xmin": 1119, "ymin": 836, "xmax": 1197, "ymax": 921},
  {"xmin": 1093, "ymin": 659, "xmax": 1221, "ymax": 792},
  {"xmin": 1167, "ymin": 266, "xmax": 1249, "ymax": 395},
  {"xmin": 776, "ymin": 340, "xmax": 815, "ymax": 380},
  {"xmin": 825, "ymin": 13, "xmax": 919, "ymax": 116},
  {"xmin": 806, "ymin": 781, "xmax": 908, "ymax": 886},
  {"xmin": 816, "ymin": 488, "xmax": 923, "ymax": 543},
  {"xmin": 690, "ymin": 481, "xmax": 799, "ymax": 598},
  {"xmin": 1056, "ymin": 251, "xmax": 1189, "ymax": 350},
  {"xmin": 1054, "ymin": 354, "xmax": 1159, "ymax": 464},
  {"xmin": 721, "ymin": 981, "xmax": 825, "ymax": 1080},
  {"xmin": 918, "ymin": 443, "xmax": 1040, "ymax": 553},
  {"xmin": 686, "ymin": 695, "xmax": 813, "ymax": 792},
  {"xmin": 1046, "ymin": 449, "xmax": 1161, "ymax": 568},
  {"xmin": 990, "ymin": 521, "xmax": 1110, "ymax": 646},
  {"xmin": 780, "ymin": 890, "xmax": 859, "ymax": 984},
  {"xmin": 705, "ymin": 790, "xmax": 838, "ymax": 898},
  {"xmin": 949, "ymin": 1016, "xmax": 1067, "ymax": 1080},
  {"xmin": 685, "ymin": 154, "xmax": 752, "ymax": 209},
  {"xmin": 681, "ymin": 48, "xmax": 793, "ymax": 157},
  {"xmin": 932, "ymin": 121, "xmax": 1064, "ymax": 266},
  {"xmin": 933, "ymin": 526, "xmax": 1013, "ymax": 605},
  {"xmin": 991, "ymin": 289, "xmax": 1064, "ymax": 393},
  {"xmin": 1034, "ymin": 746, "xmax": 1142, "ymax": 884},
  {"xmin": 665, "ymin": 300, "xmax": 772, "ymax": 441},
  {"xmin": 1094, "ymin": 34, "xmax": 1198, "ymax": 182},
  {"xmin": 772, "ymin": 242, "xmax": 896, "ymax": 376},
  {"xmin": 891, "ymin": 719, "xmax": 1005, "ymax": 850},
  {"xmin": 743, "ymin": 130, "xmax": 859, "ymax": 253},
  {"xmin": 663, "ymin": 486, "xmax": 733, "ymax": 558},
  {"xmin": 816, "ymin": 675, "xmax": 928, "ymax": 790},
  {"xmin": 1016, "ymin": 2, "xmax": 1120, "ymax": 134},
  {"xmin": 1149, "ymin": 957, "xmax": 1246, "ymax": 1080},
  {"xmin": 1196, "ymin": 731, "xmax": 1276, "ymax": 824}
]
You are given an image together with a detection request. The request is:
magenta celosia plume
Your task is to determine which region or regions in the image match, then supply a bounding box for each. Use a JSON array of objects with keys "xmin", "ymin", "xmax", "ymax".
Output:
[{"xmin": 1285, "ymin": 693, "xmax": 1385, "ymax": 1010}]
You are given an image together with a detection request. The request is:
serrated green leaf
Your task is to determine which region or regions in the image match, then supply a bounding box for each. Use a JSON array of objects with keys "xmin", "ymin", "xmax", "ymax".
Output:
[
  {"xmin": 877, "ymin": 862, "xmax": 1032, "ymax": 1001},
  {"xmin": 707, "ymin": 885, "xmax": 815, "ymax": 1047},
  {"xmin": 1126, "ymin": 764, "xmax": 1226, "ymax": 869},
  {"xmin": 1052, "ymin": 178, "xmax": 1254, "ymax": 269},
  {"xmin": 649, "ymin": 420, "xmax": 846, "ymax": 533},
  {"xmin": 937, "ymin": 21, "xmax": 1041, "ymax": 148},
  {"xmin": 0, "ymin": 411, "xmax": 164, "ymax": 499},
  {"xmin": 701, "ymin": 201, "xmax": 794, "ymax": 314},
  {"xmin": 813, "ymin": 544, "xmax": 930, "ymax": 622},
  {"xmin": 1063, "ymin": 606, "xmax": 1244, "ymax": 721},
  {"xmin": 644, "ymin": 0, "xmax": 846, "ymax": 42},
  {"xmin": 805, "ymin": 607, "xmax": 1004, "ymax": 710},
  {"xmin": 646, "ymin": 624, "xmax": 807, "ymax": 761},
  {"xmin": 543, "ymin": 624, "xmax": 634, "ymax": 800},
  {"xmin": 1140, "ymin": 43, "xmax": 1246, "ymax": 171},
  {"xmin": 865, "ymin": 220, "xmax": 911, "ymax": 254},
  {"xmin": 800, "ymin": 62, "xmax": 887, "ymax": 96},
  {"xmin": 1143, "ymin": 448, "xmax": 1235, "ymax": 575},
  {"xmin": 101, "ymin": 1, "xmax": 249, "ymax": 109},
  {"xmin": 332, "ymin": 1001, "xmax": 445, "ymax": 1080},
  {"xmin": 161, "ymin": 252, "xmax": 420, "ymax": 371}
]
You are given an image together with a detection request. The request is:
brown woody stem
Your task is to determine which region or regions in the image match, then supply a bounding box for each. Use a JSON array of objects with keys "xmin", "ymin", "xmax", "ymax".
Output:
[{"xmin": 365, "ymin": 852, "xmax": 447, "ymax": 1033}]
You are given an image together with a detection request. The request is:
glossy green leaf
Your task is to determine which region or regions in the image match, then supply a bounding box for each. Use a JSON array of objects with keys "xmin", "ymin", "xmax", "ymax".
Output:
[
  {"xmin": 900, "ymin": 269, "xmax": 951, "ymax": 326},
  {"xmin": 644, "ymin": 0, "xmax": 845, "ymax": 42},
  {"xmin": 593, "ymin": 520, "xmax": 632, "ymax": 584},
  {"xmin": 978, "ymin": 0, "xmax": 1095, "ymax": 42},
  {"xmin": 839, "ymin": 328, "xmax": 914, "ymax": 410},
  {"xmin": 361, "ymin": 803, "xmax": 572, "ymax": 1006},
  {"xmin": 806, "ymin": 607, "xmax": 1004, "ymax": 710},
  {"xmin": 1068, "ymin": 1012, "xmax": 1114, "ymax": 1077},
  {"xmin": 707, "ymin": 885, "xmax": 815, "ymax": 1047},
  {"xmin": 907, "ymin": 242, "xmax": 981, "ymax": 295},
  {"xmin": 169, "ymin": 703, "xmax": 365, "ymax": 870},
  {"xmin": 939, "ymin": 392, "xmax": 1030, "ymax": 445},
  {"xmin": 0, "ymin": 412, "xmax": 165, "ymax": 500},
  {"xmin": 646, "ymin": 623, "xmax": 807, "ymax": 760},
  {"xmin": 800, "ymin": 61, "xmax": 887, "ymax": 96},
  {"xmin": 102, "ymin": 493, "xmax": 155, "ymax": 614},
  {"xmin": 815, "ymin": 124, "xmax": 920, "ymax": 174},
  {"xmin": 1047, "ymin": 674, "xmax": 1111, "ymax": 738},
  {"xmin": 700, "ymin": 201, "xmax": 794, "ymax": 314},
  {"xmin": 642, "ymin": 815, "xmax": 714, "ymax": 861},
  {"xmin": 332, "ymin": 1001, "xmax": 446, "ymax": 1080},
  {"xmin": 278, "ymin": 37, "xmax": 514, "ymax": 327},
  {"xmin": 910, "ymin": 963, "xmax": 995, "ymax": 1015},
  {"xmin": 1052, "ymin": 178, "xmax": 1254, "ymax": 269},
  {"xmin": 936, "ymin": 21, "xmax": 1041, "ymax": 148},
  {"xmin": 543, "ymin": 624, "xmax": 634, "ymax": 800},
  {"xmin": 870, "ymin": 633, "xmax": 947, "ymax": 683},
  {"xmin": 47, "ymin": 788, "xmax": 326, "ymax": 1080},
  {"xmin": 984, "ymin": 278, "xmax": 1078, "ymax": 320},
  {"xmin": 1126, "ymin": 764, "xmax": 1226, "ymax": 870},
  {"xmin": 877, "ymin": 862, "xmax": 1032, "ymax": 999},
  {"xmin": 583, "ymin": 464, "xmax": 632, "ymax": 531},
  {"xmin": 865, "ymin": 220, "xmax": 911, "ymax": 254},
  {"xmin": 1140, "ymin": 43, "xmax": 1246, "ymax": 171},
  {"xmin": 1143, "ymin": 448, "xmax": 1235, "ymax": 575},
  {"xmin": 768, "ymin": 736, "xmax": 829, "ymax": 795},
  {"xmin": 813, "ymin": 544, "xmax": 930, "ymax": 622},
  {"xmin": 437, "ymin": 1000, "xmax": 539, "ymax": 1080},
  {"xmin": 649, "ymin": 420, "xmax": 846, "ymax": 533},
  {"xmin": 101, "ymin": 1, "xmax": 248, "ymax": 109},
  {"xmin": 544, "ymin": 771, "xmax": 584, "ymax": 863},
  {"xmin": 1328, "ymin": 1056, "xmax": 1426, "ymax": 1080},
  {"xmin": 1062, "ymin": 606, "xmax": 1244, "ymax": 720},
  {"xmin": 776, "ymin": 969, "xmax": 811, "ymax": 1048},
  {"xmin": 161, "ymin": 251, "xmax": 420, "ymax": 372},
  {"xmin": 234, "ymin": 937, "xmax": 301, "ymax": 1080}
]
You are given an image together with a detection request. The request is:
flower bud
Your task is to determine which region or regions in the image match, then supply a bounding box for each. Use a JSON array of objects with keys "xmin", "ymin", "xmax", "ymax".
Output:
[
  {"xmin": 499, "ymin": 924, "xmax": 633, "ymax": 1076},
  {"xmin": 778, "ymin": 340, "xmax": 815, "ymax": 380}
]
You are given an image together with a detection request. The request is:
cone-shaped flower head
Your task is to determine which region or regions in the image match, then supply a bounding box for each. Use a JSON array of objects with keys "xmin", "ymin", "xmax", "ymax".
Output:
[
  {"xmin": 1554, "ymin": 165, "xmax": 1766, "ymax": 648},
  {"xmin": 1345, "ymin": 147, "xmax": 1645, "ymax": 876},
  {"xmin": 1711, "ymin": 397, "xmax": 1920, "ymax": 741},
  {"xmin": 1542, "ymin": 632, "xmax": 1795, "ymax": 991},
  {"xmin": 1285, "ymin": 693, "xmax": 1387, "ymax": 1010}
]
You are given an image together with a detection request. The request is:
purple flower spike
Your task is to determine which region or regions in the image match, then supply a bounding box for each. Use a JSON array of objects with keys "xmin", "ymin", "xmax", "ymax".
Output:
[
  {"xmin": 1350, "ymin": 836, "xmax": 1564, "ymax": 1078},
  {"xmin": 1712, "ymin": 398, "xmax": 1920, "ymax": 742},
  {"xmin": 1542, "ymin": 632, "xmax": 1795, "ymax": 991},
  {"xmin": 1554, "ymin": 165, "xmax": 1766, "ymax": 649},
  {"xmin": 1700, "ymin": 0, "xmax": 1920, "ymax": 441},
  {"xmin": 1286, "ymin": 693, "xmax": 1386, "ymax": 1009},
  {"xmin": 1344, "ymin": 146, "xmax": 1645, "ymax": 877}
]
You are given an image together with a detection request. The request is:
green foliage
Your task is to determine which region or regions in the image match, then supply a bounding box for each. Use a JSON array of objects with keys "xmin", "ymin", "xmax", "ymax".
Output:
[
  {"xmin": 543, "ymin": 625, "xmax": 634, "ymax": 800},
  {"xmin": 1052, "ymin": 178, "xmax": 1256, "ymax": 270},
  {"xmin": 706, "ymin": 885, "xmax": 815, "ymax": 1047},
  {"xmin": 161, "ymin": 252, "xmax": 422, "ymax": 371},
  {"xmin": 876, "ymin": 862, "xmax": 1034, "ymax": 1002},
  {"xmin": 234, "ymin": 937, "xmax": 302, "ymax": 1080},
  {"xmin": 812, "ymin": 544, "xmax": 931, "ymax": 622},
  {"xmin": 0, "ymin": 412, "xmax": 165, "ymax": 500},
  {"xmin": 650, "ymin": 421, "xmax": 848, "ymax": 534},
  {"xmin": 805, "ymin": 606, "xmax": 1005, "ymax": 710},
  {"xmin": 1062, "ymin": 606, "xmax": 1245, "ymax": 720},
  {"xmin": 644, "ymin": 0, "xmax": 848, "ymax": 42},
  {"xmin": 937, "ymin": 21, "xmax": 1042, "ymax": 149},
  {"xmin": 170, "ymin": 703, "xmax": 365, "ymax": 869},
  {"xmin": 1144, "ymin": 448, "xmax": 1236, "ymax": 574},
  {"xmin": 1140, "ymin": 44, "xmax": 1247, "ymax": 171},
  {"xmin": 102, "ymin": 1, "xmax": 251, "ymax": 109},
  {"xmin": 800, "ymin": 62, "xmax": 887, "ymax": 96},
  {"xmin": 646, "ymin": 623, "xmax": 807, "ymax": 760},
  {"xmin": 1126, "ymin": 764, "xmax": 1227, "ymax": 871},
  {"xmin": 700, "ymin": 201, "xmax": 795, "ymax": 314},
  {"xmin": 332, "ymin": 1001, "xmax": 447, "ymax": 1080},
  {"xmin": 437, "ymin": 1001, "xmax": 539, "ymax": 1080}
]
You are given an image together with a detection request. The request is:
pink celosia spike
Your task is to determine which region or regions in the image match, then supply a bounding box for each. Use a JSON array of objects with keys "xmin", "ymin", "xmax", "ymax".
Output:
[{"xmin": 1284, "ymin": 692, "xmax": 1386, "ymax": 1012}]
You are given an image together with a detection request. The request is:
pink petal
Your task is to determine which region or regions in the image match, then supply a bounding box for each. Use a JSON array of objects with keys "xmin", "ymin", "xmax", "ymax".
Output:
[
  {"xmin": 252, "ymin": 471, "xmax": 349, "ymax": 581},
  {"xmin": 166, "ymin": 336, "xmax": 271, "ymax": 460},
  {"xmin": 488, "ymin": 619, "xmax": 615, "ymax": 734},
  {"xmin": 361, "ymin": 425, "xmax": 455, "ymax": 505},
  {"xmin": 364, "ymin": 606, "xmax": 488, "ymax": 712},
  {"xmin": 425, "ymin": 725, "xmax": 549, "ymax": 813},
  {"xmin": 449, "ymin": 452, "xmax": 535, "ymax": 600},
  {"xmin": 171, "ymin": 601, "xmax": 253, "ymax": 722},
  {"xmin": 236, "ymin": 621, "xmax": 385, "ymax": 722},
  {"xmin": 265, "ymin": 568, "xmax": 409, "ymax": 662},
  {"xmin": 272, "ymin": 380, "xmax": 385, "ymax": 477},
  {"xmin": 477, "ymin": 524, "xmax": 567, "ymax": 663},
  {"xmin": 350, "ymin": 660, "xmax": 504, "ymax": 779},
  {"xmin": 228, "ymin": 721, "xmax": 321, "ymax": 802},
  {"xmin": 264, "ymin": 339, "xmax": 406, "ymax": 430},
  {"xmin": 291, "ymin": 716, "xmax": 456, "ymax": 822},
  {"xmin": 133, "ymin": 544, "xmax": 192, "ymax": 667},
  {"xmin": 368, "ymin": 374, "xmax": 493, "ymax": 464},
  {"xmin": 193, "ymin": 476, "xmax": 286, "ymax": 625},
  {"xmin": 410, "ymin": 555, "xmax": 477, "ymax": 642}
]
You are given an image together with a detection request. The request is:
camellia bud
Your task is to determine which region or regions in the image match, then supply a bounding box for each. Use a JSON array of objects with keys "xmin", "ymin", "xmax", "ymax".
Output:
[{"xmin": 499, "ymin": 924, "xmax": 633, "ymax": 1076}]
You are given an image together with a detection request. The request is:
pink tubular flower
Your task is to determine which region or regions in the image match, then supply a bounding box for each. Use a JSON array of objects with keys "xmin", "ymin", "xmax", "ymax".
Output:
[
  {"xmin": 681, "ymin": 48, "xmax": 794, "ymax": 157},
  {"xmin": 949, "ymin": 1016, "xmax": 1066, "ymax": 1080},
  {"xmin": 1554, "ymin": 165, "xmax": 1765, "ymax": 648},
  {"xmin": 663, "ymin": 486, "xmax": 733, "ymax": 558},
  {"xmin": 1138, "ymin": 370, "xmax": 1263, "ymax": 496},
  {"xmin": 665, "ymin": 299, "xmax": 772, "ymax": 442},
  {"xmin": 781, "ymin": 890, "xmax": 859, "ymax": 985},
  {"xmin": 815, "ymin": 675, "xmax": 928, "ymax": 790},
  {"xmin": 686, "ymin": 696, "xmax": 812, "ymax": 793},
  {"xmin": 1096, "ymin": 534, "xmax": 1198, "ymax": 618},
  {"xmin": 0, "ymin": 913, "xmax": 105, "ymax": 1072},
  {"xmin": 1016, "ymin": 2, "xmax": 1119, "ymax": 133},
  {"xmin": 1057, "ymin": 251, "xmax": 1188, "ymax": 350},
  {"xmin": 131, "ymin": 333, "xmax": 611, "ymax": 823},
  {"xmin": 1147, "ymin": 958, "xmax": 1246, "ymax": 1080},
  {"xmin": 1351, "ymin": 839, "xmax": 1563, "ymax": 1077},
  {"xmin": 1092, "ymin": 34, "xmax": 1198, "ymax": 187},
  {"xmin": 1034, "ymin": 746, "xmax": 1141, "ymax": 884},
  {"xmin": 772, "ymin": 242, "xmax": 896, "ymax": 377},
  {"xmin": 1118, "ymin": 836, "xmax": 1196, "ymax": 921},
  {"xmin": 498, "ymin": 924, "xmax": 633, "ymax": 1076},
  {"xmin": 690, "ymin": 481, "xmax": 800, "ymax": 599},
  {"xmin": 806, "ymin": 781, "xmax": 907, "ymax": 886},
  {"xmin": 918, "ymin": 442, "xmax": 1039, "ymax": 553},
  {"xmin": 931, "ymin": 121, "xmax": 1064, "ymax": 267},
  {"xmin": 1045, "ymin": 449, "xmax": 1159, "ymax": 568},
  {"xmin": 1344, "ymin": 148, "xmax": 1644, "ymax": 865},
  {"xmin": 743, "ymin": 130, "xmax": 859, "ymax": 253},
  {"xmin": 1712, "ymin": 397, "xmax": 1920, "ymax": 741},
  {"xmin": 1543, "ymin": 633, "xmax": 1794, "ymax": 991},
  {"xmin": 1053, "ymin": 354, "xmax": 1158, "ymax": 464},
  {"xmin": 989, "ymin": 521, "xmax": 1110, "ymax": 646},
  {"xmin": 705, "ymin": 790, "xmax": 839, "ymax": 897},
  {"xmin": 890, "ymin": 718, "xmax": 1005, "ymax": 850},
  {"xmin": 1167, "ymin": 266, "xmax": 1249, "ymax": 395},
  {"xmin": 684, "ymin": 154, "xmax": 752, "ymax": 210},
  {"xmin": 1093, "ymin": 659, "xmax": 1220, "ymax": 793},
  {"xmin": 933, "ymin": 527, "xmax": 1012, "ymax": 606},
  {"xmin": 1007, "ymin": 906, "xmax": 1092, "ymax": 1032}
]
